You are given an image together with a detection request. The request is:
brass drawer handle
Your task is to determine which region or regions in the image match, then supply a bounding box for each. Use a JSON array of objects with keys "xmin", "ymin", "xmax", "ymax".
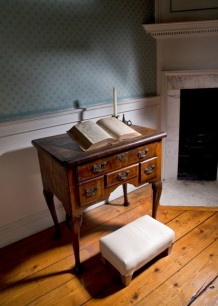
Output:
[
  {"xmin": 85, "ymin": 186, "xmax": 98, "ymax": 197},
  {"xmin": 144, "ymin": 164, "xmax": 155, "ymax": 175},
  {"xmin": 92, "ymin": 162, "xmax": 107, "ymax": 173},
  {"xmin": 116, "ymin": 152, "xmax": 128, "ymax": 162},
  {"xmin": 117, "ymin": 170, "xmax": 130, "ymax": 181},
  {"xmin": 138, "ymin": 148, "xmax": 149, "ymax": 159}
]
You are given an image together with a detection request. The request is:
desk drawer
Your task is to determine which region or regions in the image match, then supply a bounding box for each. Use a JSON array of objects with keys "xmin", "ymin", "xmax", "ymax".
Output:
[
  {"xmin": 105, "ymin": 164, "xmax": 138, "ymax": 187},
  {"xmin": 77, "ymin": 142, "xmax": 157, "ymax": 182},
  {"xmin": 132, "ymin": 142, "xmax": 157, "ymax": 162},
  {"xmin": 78, "ymin": 177, "xmax": 104, "ymax": 206},
  {"xmin": 77, "ymin": 157, "xmax": 110, "ymax": 182},
  {"xmin": 140, "ymin": 157, "xmax": 157, "ymax": 183}
]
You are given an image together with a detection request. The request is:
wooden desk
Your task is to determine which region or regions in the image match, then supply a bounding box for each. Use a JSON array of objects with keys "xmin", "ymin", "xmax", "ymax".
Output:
[{"xmin": 32, "ymin": 125, "xmax": 166, "ymax": 272}]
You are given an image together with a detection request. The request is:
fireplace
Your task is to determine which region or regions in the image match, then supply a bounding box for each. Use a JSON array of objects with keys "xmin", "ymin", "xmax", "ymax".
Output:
[
  {"xmin": 178, "ymin": 88, "xmax": 218, "ymax": 180},
  {"xmin": 162, "ymin": 70, "xmax": 218, "ymax": 181},
  {"xmin": 144, "ymin": 20, "xmax": 218, "ymax": 182}
]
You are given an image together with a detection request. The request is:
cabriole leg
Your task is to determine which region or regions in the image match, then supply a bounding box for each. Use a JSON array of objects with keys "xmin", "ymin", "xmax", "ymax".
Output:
[
  {"xmin": 123, "ymin": 183, "xmax": 130, "ymax": 206},
  {"xmin": 151, "ymin": 180, "xmax": 162, "ymax": 219},
  {"xmin": 43, "ymin": 188, "xmax": 61, "ymax": 239},
  {"xmin": 66, "ymin": 213, "xmax": 83, "ymax": 274}
]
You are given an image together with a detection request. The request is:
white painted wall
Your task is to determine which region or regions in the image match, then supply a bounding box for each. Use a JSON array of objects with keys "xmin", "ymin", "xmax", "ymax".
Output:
[
  {"xmin": 0, "ymin": 97, "xmax": 160, "ymax": 247},
  {"xmin": 159, "ymin": 35, "xmax": 218, "ymax": 72}
]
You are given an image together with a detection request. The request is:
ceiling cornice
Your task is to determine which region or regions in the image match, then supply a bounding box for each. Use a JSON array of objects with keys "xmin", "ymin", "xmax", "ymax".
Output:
[{"xmin": 143, "ymin": 19, "xmax": 218, "ymax": 39}]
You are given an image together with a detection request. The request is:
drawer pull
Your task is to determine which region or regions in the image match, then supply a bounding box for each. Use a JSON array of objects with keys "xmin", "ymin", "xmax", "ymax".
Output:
[
  {"xmin": 85, "ymin": 186, "xmax": 98, "ymax": 197},
  {"xmin": 117, "ymin": 170, "xmax": 130, "ymax": 181},
  {"xmin": 144, "ymin": 164, "xmax": 155, "ymax": 175},
  {"xmin": 92, "ymin": 162, "xmax": 107, "ymax": 173},
  {"xmin": 138, "ymin": 148, "xmax": 149, "ymax": 159},
  {"xmin": 116, "ymin": 152, "xmax": 128, "ymax": 162}
]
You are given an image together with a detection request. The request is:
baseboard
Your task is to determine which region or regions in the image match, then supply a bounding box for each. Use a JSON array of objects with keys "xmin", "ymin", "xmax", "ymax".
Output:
[
  {"xmin": 0, "ymin": 184, "xmax": 139, "ymax": 248},
  {"xmin": 0, "ymin": 203, "xmax": 65, "ymax": 248}
]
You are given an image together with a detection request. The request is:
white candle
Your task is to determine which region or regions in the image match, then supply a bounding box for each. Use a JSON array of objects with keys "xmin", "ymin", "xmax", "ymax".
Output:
[{"xmin": 113, "ymin": 87, "xmax": 117, "ymax": 117}]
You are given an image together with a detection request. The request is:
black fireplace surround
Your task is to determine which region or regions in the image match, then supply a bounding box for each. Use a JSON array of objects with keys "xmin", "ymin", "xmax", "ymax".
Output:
[{"xmin": 178, "ymin": 88, "xmax": 218, "ymax": 180}]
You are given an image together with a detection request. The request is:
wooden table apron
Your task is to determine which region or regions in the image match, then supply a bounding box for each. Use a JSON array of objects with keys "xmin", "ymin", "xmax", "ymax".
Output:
[{"xmin": 32, "ymin": 125, "xmax": 166, "ymax": 273}]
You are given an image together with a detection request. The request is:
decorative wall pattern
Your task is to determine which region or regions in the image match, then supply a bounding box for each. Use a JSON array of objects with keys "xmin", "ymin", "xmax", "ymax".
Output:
[{"xmin": 0, "ymin": 0, "xmax": 156, "ymax": 121}]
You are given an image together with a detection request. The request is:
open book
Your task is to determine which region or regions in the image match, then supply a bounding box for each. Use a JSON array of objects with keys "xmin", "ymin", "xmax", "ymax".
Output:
[{"xmin": 67, "ymin": 117, "xmax": 141, "ymax": 151}]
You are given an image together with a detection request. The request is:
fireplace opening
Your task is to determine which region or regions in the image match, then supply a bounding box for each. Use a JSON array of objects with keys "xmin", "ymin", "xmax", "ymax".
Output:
[{"xmin": 178, "ymin": 88, "xmax": 218, "ymax": 181}]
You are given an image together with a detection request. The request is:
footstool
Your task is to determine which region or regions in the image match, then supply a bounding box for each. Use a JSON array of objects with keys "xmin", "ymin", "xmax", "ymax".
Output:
[{"xmin": 99, "ymin": 215, "xmax": 175, "ymax": 286}]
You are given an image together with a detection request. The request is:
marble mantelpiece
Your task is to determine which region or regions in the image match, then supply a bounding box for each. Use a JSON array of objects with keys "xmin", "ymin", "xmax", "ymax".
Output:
[{"xmin": 162, "ymin": 70, "xmax": 218, "ymax": 180}]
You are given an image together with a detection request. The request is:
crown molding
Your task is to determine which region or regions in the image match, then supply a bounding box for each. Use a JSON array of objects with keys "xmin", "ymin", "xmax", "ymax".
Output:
[{"xmin": 143, "ymin": 19, "xmax": 218, "ymax": 39}]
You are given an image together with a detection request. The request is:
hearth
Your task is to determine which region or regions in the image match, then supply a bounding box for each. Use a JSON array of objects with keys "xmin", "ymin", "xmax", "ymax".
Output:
[{"xmin": 178, "ymin": 88, "xmax": 218, "ymax": 180}]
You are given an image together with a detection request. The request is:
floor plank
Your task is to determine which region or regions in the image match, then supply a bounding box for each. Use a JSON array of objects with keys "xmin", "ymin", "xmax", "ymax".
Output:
[
  {"xmin": 138, "ymin": 236, "xmax": 218, "ymax": 305},
  {"xmin": 191, "ymin": 276, "xmax": 218, "ymax": 306},
  {"xmin": 81, "ymin": 213, "xmax": 218, "ymax": 305},
  {"xmin": 0, "ymin": 186, "xmax": 152, "ymax": 289},
  {"xmin": 0, "ymin": 185, "xmax": 217, "ymax": 306}
]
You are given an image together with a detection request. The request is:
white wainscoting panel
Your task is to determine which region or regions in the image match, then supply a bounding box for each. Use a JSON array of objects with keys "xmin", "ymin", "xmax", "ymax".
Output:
[{"xmin": 0, "ymin": 97, "xmax": 160, "ymax": 247}]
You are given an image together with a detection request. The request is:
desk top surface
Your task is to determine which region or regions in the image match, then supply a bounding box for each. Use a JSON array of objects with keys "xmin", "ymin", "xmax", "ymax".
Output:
[{"xmin": 32, "ymin": 125, "xmax": 166, "ymax": 166}]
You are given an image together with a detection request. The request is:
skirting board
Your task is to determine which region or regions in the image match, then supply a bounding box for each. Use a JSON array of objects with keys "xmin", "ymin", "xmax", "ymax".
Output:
[{"xmin": 0, "ymin": 184, "xmax": 139, "ymax": 248}]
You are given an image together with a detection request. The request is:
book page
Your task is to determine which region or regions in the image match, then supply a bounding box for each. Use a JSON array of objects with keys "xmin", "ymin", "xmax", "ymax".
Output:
[
  {"xmin": 97, "ymin": 117, "xmax": 141, "ymax": 141},
  {"xmin": 67, "ymin": 120, "xmax": 114, "ymax": 150}
]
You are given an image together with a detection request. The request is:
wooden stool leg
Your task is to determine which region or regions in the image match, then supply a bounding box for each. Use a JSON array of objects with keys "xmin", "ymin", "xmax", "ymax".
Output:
[
  {"xmin": 162, "ymin": 244, "xmax": 173, "ymax": 257},
  {"xmin": 121, "ymin": 274, "xmax": 133, "ymax": 286},
  {"xmin": 101, "ymin": 254, "xmax": 107, "ymax": 265},
  {"xmin": 167, "ymin": 244, "xmax": 173, "ymax": 255}
]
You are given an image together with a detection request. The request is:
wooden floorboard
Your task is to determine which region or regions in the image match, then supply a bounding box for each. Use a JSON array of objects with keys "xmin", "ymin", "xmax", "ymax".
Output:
[{"xmin": 0, "ymin": 184, "xmax": 217, "ymax": 306}]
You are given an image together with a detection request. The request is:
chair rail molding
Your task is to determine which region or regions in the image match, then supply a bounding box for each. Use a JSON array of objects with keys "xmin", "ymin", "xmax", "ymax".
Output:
[{"xmin": 143, "ymin": 19, "xmax": 218, "ymax": 39}]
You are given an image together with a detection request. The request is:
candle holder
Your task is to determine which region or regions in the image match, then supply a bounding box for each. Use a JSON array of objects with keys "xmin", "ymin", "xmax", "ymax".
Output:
[
  {"xmin": 122, "ymin": 114, "xmax": 132, "ymax": 126},
  {"xmin": 112, "ymin": 115, "xmax": 119, "ymax": 119}
]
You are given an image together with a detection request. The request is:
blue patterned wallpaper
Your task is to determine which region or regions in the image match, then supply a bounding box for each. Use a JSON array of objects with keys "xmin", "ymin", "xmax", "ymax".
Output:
[{"xmin": 0, "ymin": 0, "xmax": 156, "ymax": 122}]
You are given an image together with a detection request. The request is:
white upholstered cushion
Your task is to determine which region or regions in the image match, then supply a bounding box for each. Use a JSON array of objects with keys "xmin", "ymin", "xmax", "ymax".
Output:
[{"xmin": 99, "ymin": 215, "xmax": 175, "ymax": 276}]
